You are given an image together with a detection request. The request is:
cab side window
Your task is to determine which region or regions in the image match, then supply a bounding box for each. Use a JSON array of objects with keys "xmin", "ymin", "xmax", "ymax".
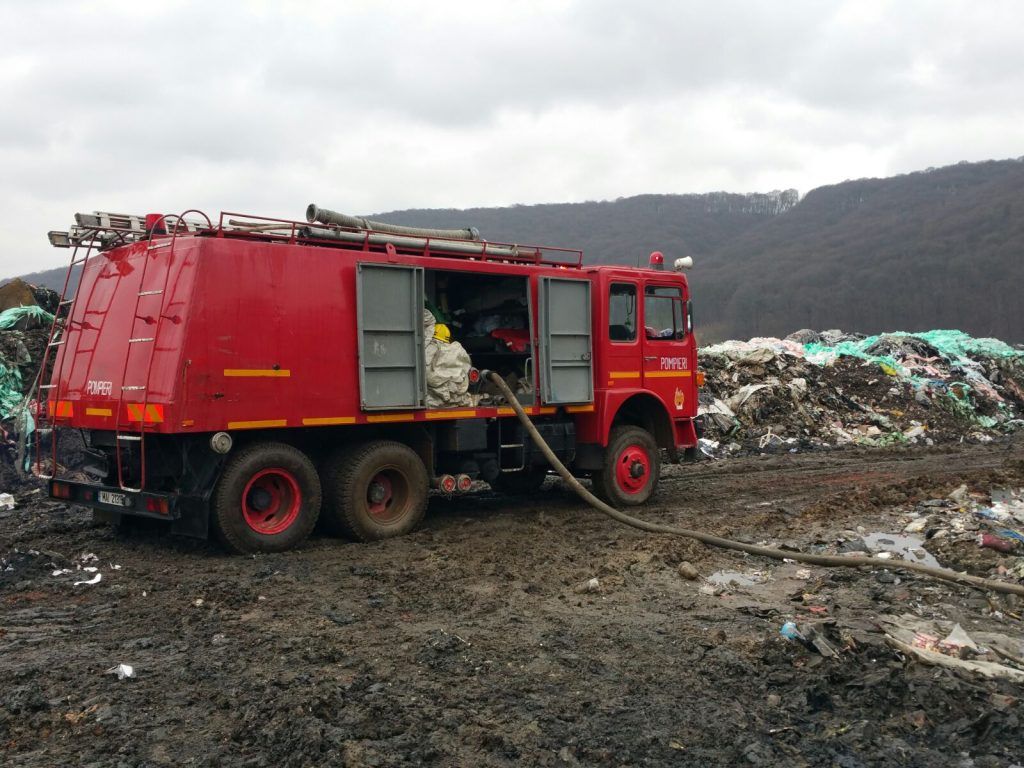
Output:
[
  {"xmin": 644, "ymin": 286, "xmax": 685, "ymax": 340},
  {"xmin": 609, "ymin": 283, "xmax": 637, "ymax": 342}
]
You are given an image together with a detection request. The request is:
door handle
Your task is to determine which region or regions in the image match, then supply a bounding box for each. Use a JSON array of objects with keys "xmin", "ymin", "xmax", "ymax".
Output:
[{"xmin": 643, "ymin": 356, "xmax": 657, "ymax": 361}]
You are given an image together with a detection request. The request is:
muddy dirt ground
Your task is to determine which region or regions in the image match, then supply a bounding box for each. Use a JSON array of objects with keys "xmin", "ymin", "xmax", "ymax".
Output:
[{"xmin": 3, "ymin": 442, "xmax": 1024, "ymax": 767}]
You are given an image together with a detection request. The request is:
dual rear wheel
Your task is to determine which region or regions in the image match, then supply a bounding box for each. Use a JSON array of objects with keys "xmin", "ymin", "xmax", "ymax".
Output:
[{"xmin": 213, "ymin": 440, "xmax": 427, "ymax": 554}]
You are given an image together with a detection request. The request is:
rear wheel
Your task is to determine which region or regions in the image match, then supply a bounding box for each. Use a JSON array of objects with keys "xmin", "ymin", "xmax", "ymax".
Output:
[
  {"xmin": 212, "ymin": 442, "xmax": 321, "ymax": 554},
  {"xmin": 592, "ymin": 425, "xmax": 660, "ymax": 507},
  {"xmin": 323, "ymin": 440, "xmax": 428, "ymax": 542}
]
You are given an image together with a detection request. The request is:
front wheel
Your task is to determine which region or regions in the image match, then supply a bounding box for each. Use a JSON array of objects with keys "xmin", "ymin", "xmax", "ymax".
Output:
[
  {"xmin": 592, "ymin": 425, "xmax": 660, "ymax": 507},
  {"xmin": 212, "ymin": 442, "xmax": 321, "ymax": 554},
  {"xmin": 322, "ymin": 440, "xmax": 428, "ymax": 542}
]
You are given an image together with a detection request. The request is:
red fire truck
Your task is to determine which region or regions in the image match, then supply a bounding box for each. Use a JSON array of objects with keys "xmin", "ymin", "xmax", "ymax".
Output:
[{"xmin": 40, "ymin": 208, "xmax": 702, "ymax": 553}]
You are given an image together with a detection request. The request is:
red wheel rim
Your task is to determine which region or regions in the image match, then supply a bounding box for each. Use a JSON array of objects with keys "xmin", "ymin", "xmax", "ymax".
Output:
[
  {"xmin": 615, "ymin": 444, "xmax": 651, "ymax": 495},
  {"xmin": 366, "ymin": 468, "xmax": 407, "ymax": 523},
  {"xmin": 242, "ymin": 468, "xmax": 302, "ymax": 535}
]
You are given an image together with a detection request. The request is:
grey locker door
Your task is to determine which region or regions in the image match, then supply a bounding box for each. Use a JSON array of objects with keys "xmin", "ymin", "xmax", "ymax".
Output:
[
  {"xmin": 538, "ymin": 276, "xmax": 593, "ymax": 404},
  {"xmin": 357, "ymin": 263, "xmax": 426, "ymax": 410}
]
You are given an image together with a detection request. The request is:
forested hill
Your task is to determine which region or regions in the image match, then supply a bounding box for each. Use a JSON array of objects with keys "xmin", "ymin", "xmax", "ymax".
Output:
[
  {"xmin": 694, "ymin": 158, "xmax": 1024, "ymax": 343},
  {"xmin": 375, "ymin": 190, "xmax": 798, "ymax": 266},
  {"xmin": 11, "ymin": 158, "xmax": 1024, "ymax": 343}
]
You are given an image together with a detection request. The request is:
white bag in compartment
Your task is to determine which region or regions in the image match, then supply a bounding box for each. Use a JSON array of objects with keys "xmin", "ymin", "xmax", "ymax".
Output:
[
  {"xmin": 423, "ymin": 309, "xmax": 473, "ymax": 407},
  {"xmin": 426, "ymin": 339, "xmax": 473, "ymax": 407}
]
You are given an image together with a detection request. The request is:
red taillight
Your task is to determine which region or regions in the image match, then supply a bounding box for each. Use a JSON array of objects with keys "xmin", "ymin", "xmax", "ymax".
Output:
[
  {"xmin": 437, "ymin": 474, "xmax": 457, "ymax": 493},
  {"xmin": 456, "ymin": 474, "xmax": 473, "ymax": 492},
  {"xmin": 145, "ymin": 497, "xmax": 169, "ymax": 515},
  {"xmin": 52, "ymin": 482, "xmax": 72, "ymax": 499},
  {"xmin": 468, "ymin": 368, "xmax": 480, "ymax": 384}
]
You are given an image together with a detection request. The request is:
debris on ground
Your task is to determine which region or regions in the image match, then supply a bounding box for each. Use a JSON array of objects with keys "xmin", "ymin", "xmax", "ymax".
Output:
[
  {"xmin": 880, "ymin": 614, "xmax": 1024, "ymax": 682},
  {"xmin": 699, "ymin": 329, "xmax": 1024, "ymax": 456}
]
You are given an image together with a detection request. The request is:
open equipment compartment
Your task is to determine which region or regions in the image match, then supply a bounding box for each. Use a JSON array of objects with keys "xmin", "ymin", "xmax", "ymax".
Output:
[{"xmin": 424, "ymin": 269, "xmax": 535, "ymax": 406}]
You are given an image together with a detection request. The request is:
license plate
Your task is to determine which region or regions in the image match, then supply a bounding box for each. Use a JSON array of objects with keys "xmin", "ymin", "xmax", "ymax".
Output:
[{"xmin": 98, "ymin": 491, "xmax": 131, "ymax": 507}]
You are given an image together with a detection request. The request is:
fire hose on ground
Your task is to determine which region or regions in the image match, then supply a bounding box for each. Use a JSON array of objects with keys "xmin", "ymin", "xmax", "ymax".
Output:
[{"xmin": 485, "ymin": 372, "xmax": 1024, "ymax": 598}]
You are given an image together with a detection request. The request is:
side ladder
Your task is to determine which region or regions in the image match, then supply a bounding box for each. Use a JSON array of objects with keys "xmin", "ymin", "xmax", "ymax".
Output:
[
  {"xmin": 35, "ymin": 239, "xmax": 100, "ymax": 479},
  {"xmin": 113, "ymin": 210, "xmax": 211, "ymax": 491}
]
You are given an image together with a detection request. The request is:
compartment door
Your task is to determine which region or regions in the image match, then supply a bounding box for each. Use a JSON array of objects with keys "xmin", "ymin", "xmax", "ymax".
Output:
[
  {"xmin": 357, "ymin": 263, "xmax": 426, "ymax": 410},
  {"xmin": 538, "ymin": 276, "xmax": 593, "ymax": 404}
]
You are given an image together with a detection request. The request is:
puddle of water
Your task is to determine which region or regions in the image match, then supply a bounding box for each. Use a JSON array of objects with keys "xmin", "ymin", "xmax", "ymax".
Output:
[
  {"xmin": 862, "ymin": 532, "xmax": 940, "ymax": 568},
  {"xmin": 706, "ymin": 570, "xmax": 763, "ymax": 587}
]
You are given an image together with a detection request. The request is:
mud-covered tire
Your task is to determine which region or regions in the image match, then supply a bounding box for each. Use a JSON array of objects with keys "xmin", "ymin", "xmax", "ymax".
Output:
[
  {"xmin": 323, "ymin": 440, "xmax": 427, "ymax": 542},
  {"xmin": 212, "ymin": 442, "xmax": 321, "ymax": 554},
  {"xmin": 491, "ymin": 468, "xmax": 548, "ymax": 495},
  {"xmin": 592, "ymin": 425, "xmax": 660, "ymax": 507}
]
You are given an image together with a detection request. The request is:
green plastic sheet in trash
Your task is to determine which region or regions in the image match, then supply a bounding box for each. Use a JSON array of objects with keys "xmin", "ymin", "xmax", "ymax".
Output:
[
  {"xmin": 0, "ymin": 360, "xmax": 23, "ymax": 419},
  {"xmin": 0, "ymin": 305, "xmax": 54, "ymax": 331}
]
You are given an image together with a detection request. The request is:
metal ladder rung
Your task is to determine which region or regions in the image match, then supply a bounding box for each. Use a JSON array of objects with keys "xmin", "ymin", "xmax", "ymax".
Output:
[
  {"xmin": 48, "ymin": 340, "xmax": 65, "ymax": 347},
  {"xmin": 120, "ymin": 486, "xmax": 142, "ymax": 492},
  {"xmin": 39, "ymin": 384, "xmax": 55, "ymax": 389},
  {"xmin": 137, "ymin": 289, "xmax": 163, "ymax": 296},
  {"xmin": 59, "ymin": 299, "xmax": 74, "ymax": 306},
  {"xmin": 121, "ymin": 385, "xmax": 146, "ymax": 391},
  {"xmin": 116, "ymin": 435, "xmax": 143, "ymax": 442},
  {"xmin": 128, "ymin": 337, "xmax": 154, "ymax": 343},
  {"xmin": 500, "ymin": 443, "xmax": 525, "ymax": 449}
]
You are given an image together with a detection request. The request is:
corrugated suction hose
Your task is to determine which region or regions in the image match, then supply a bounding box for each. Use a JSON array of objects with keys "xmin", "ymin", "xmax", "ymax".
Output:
[{"xmin": 486, "ymin": 372, "xmax": 1024, "ymax": 597}]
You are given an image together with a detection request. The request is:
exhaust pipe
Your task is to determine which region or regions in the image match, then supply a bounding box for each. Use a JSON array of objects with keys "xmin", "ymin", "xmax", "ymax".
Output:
[{"xmin": 306, "ymin": 204, "xmax": 480, "ymax": 242}]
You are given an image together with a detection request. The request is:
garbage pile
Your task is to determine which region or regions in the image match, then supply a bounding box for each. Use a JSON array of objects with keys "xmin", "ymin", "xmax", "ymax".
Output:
[
  {"xmin": 0, "ymin": 279, "xmax": 59, "ymax": 481},
  {"xmin": 698, "ymin": 329, "xmax": 1024, "ymax": 456},
  {"xmin": 0, "ymin": 279, "xmax": 58, "ymax": 415}
]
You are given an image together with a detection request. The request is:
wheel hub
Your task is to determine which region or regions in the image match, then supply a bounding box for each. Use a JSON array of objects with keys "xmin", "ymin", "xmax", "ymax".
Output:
[
  {"xmin": 615, "ymin": 445, "xmax": 651, "ymax": 495},
  {"xmin": 249, "ymin": 487, "xmax": 273, "ymax": 511},
  {"xmin": 241, "ymin": 468, "xmax": 302, "ymax": 535},
  {"xmin": 368, "ymin": 481, "xmax": 388, "ymax": 504}
]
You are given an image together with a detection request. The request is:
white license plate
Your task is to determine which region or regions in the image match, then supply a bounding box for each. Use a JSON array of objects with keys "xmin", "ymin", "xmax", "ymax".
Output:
[{"xmin": 98, "ymin": 491, "xmax": 131, "ymax": 507}]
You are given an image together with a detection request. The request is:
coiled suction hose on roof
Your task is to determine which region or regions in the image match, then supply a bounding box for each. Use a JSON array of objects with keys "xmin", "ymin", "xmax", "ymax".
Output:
[{"xmin": 485, "ymin": 372, "xmax": 1024, "ymax": 598}]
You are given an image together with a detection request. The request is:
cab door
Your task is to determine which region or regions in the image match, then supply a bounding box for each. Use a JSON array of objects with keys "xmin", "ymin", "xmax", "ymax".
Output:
[{"xmin": 640, "ymin": 283, "xmax": 694, "ymax": 415}]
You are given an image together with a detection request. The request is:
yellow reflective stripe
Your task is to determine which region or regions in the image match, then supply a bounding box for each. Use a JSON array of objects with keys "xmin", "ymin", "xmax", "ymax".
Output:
[
  {"xmin": 645, "ymin": 370, "xmax": 693, "ymax": 378},
  {"xmin": 365, "ymin": 413, "xmax": 416, "ymax": 423},
  {"xmin": 302, "ymin": 416, "xmax": 356, "ymax": 426},
  {"xmin": 227, "ymin": 419, "xmax": 287, "ymax": 429},
  {"xmin": 496, "ymin": 407, "xmax": 516, "ymax": 416},
  {"xmin": 608, "ymin": 371, "xmax": 641, "ymax": 379},
  {"xmin": 85, "ymin": 407, "xmax": 112, "ymax": 417},
  {"xmin": 566, "ymin": 404, "xmax": 595, "ymax": 413},
  {"xmin": 425, "ymin": 409, "xmax": 478, "ymax": 419},
  {"xmin": 536, "ymin": 407, "xmax": 556, "ymax": 415},
  {"xmin": 223, "ymin": 369, "xmax": 291, "ymax": 378}
]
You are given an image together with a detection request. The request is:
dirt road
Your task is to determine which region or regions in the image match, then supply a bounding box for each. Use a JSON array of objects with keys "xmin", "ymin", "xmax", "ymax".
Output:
[{"xmin": 3, "ymin": 441, "xmax": 1023, "ymax": 767}]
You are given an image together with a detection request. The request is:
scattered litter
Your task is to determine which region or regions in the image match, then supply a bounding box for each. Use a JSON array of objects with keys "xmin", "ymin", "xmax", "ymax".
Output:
[
  {"xmin": 880, "ymin": 614, "xmax": 1024, "ymax": 681},
  {"xmin": 0, "ymin": 492, "xmax": 14, "ymax": 510},
  {"xmin": 74, "ymin": 573, "xmax": 102, "ymax": 586},
  {"xmin": 106, "ymin": 663, "xmax": 135, "ymax": 680},
  {"xmin": 573, "ymin": 577, "xmax": 600, "ymax": 594},
  {"xmin": 795, "ymin": 568, "xmax": 812, "ymax": 579}
]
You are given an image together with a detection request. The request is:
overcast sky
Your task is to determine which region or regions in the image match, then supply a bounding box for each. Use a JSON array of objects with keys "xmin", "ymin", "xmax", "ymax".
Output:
[{"xmin": 2, "ymin": 0, "xmax": 1023, "ymax": 277}]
